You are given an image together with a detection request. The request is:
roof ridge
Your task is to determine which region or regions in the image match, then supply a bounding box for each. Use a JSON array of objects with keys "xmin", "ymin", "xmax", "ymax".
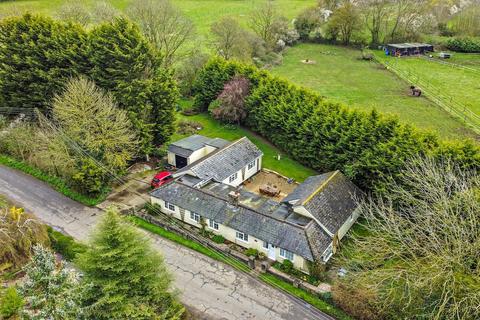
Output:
[
  {"xmin": 302, "ymin": 170, "xmax": 339, "ymax": 205},
  {"xmin": 174, "ymin": 180, "xmax": 308, "ymax": 230}
]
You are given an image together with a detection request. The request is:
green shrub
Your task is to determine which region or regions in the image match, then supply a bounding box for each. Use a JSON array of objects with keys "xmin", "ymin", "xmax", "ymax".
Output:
[
  {"xmin": 446, "ymin": 37, "xmax": 480, "ymax": 53},
  {"xmin": 193, "ymin": 58, "xmax": 480, "ymax": 192},
  {"xmin": 281, "ymin": 259, "xmax": 294, "ymax": 273},
  {"xmin": 0, "ymin": 286, "xmax": 24, "ymax": 319},
  {"xmin": 212, "ymin": 234, "xmax": 225, "ymax": 244},
  {"xmin": 245, "ymin": 248, "xmax": 259, "ymax": 258},
  {"xmin": 47, "ymin": 227, "xmax": 87, "ymax": 261}
]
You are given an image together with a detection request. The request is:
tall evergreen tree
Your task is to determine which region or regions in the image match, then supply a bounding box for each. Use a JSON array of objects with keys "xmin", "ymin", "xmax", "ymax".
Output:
[
  {"xmin": 77, "ymin": 209, "xmax": 184, "ymax": 320},
  {"xmin": 0, "ymin": 14, "xmax": 88, "ymax": 115},
  {"xmin": 88, "ymin": 17, "xmax": 177, "ymax": 155}
]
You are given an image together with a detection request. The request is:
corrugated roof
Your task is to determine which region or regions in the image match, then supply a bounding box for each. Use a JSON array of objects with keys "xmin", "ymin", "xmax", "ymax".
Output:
[
  {"xmin": 167, "ymin": 135, "xmax": 230, "ymax": 158},
  {"xmin": 387, "ymin": 43, "xmax": 433, "ymax": 49}
]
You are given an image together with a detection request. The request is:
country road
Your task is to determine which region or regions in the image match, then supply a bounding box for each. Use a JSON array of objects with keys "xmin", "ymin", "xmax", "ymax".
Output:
[{"xmin": 0, "ymin": 165, "xmax": 334, "ymax": 320}]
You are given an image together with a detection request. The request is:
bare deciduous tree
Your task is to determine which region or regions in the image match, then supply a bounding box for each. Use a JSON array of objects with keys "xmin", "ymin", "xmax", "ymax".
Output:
[
  {"xmin": 127, "ymin": 0, "xmax": 195, "ymax": 67},
  {"xmin": 210, "ymin": 17, "xmax": 252, "ymax": 61},
  {"xmin": 91, "ymin": 1, "xmax": 119, "ymax": 24},
  {"xmin": 358, "ymin": 0, "xmax": 390, "ymax": 45},
  {"xmin": 56, "ymin": 1, "xmax": 91, "ymax": 26},
  {"xmin": 249, "ymin": 2, "xmax": 280, "ymax": 48},
  {"xmin": 335, "ymin": 156, "xmax": 480, "ymax": 320}
]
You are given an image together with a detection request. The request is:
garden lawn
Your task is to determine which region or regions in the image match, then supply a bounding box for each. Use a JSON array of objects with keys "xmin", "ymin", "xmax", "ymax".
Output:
[
  {"xmin": 272, "ymin": 43, "xmax": 478, "ymax": 140},
  {"xmin": 175, "ymin": 111, "xmax": 316, "ymax": 182}
]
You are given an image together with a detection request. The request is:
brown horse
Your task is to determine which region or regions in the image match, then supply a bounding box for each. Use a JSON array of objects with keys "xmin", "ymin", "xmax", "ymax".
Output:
[{"xmin": 410, "ymin": 85, "xmax": 422, "ymax": 97}]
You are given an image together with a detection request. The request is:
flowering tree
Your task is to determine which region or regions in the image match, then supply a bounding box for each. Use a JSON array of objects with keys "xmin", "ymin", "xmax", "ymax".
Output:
[
  {"xmin": 211, "ymin": 76, "xmax": 251, "ymax": 124},
  {"xmin": 20, "ymin": 245, "xmax": 83, "ymax": 320}
]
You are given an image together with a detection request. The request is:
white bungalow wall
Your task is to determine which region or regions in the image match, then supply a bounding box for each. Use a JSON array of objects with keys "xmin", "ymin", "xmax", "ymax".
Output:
[
  {"xmin": 167, "ymin": 145, "xmax": 219, "ymax": 167},
  {"xmin": 221, "ymin": 156, "xmax": 263, "ymax": 187},
  {"xmin": 150, "ymin": 195, "xmax": 309, "ymax": 272}
]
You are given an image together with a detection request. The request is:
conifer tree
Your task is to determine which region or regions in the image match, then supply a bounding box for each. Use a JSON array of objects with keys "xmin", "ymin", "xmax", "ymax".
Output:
[
  {"xmin": 88, "ymin": 17, "xmax": 177, "ymax": 155},
  {"xmin": 77, "ymin": 209, "xmax": 184, "ymax": 320},
  {"xmin": 0, "ymin": 14, "xmax": 88, "ymax": 115}
]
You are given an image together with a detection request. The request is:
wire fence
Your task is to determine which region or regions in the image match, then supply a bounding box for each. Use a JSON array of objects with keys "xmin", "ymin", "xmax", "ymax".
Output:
[{"xmin": 373, "ymin": 55, "xmax": 480, "ymax": 134}]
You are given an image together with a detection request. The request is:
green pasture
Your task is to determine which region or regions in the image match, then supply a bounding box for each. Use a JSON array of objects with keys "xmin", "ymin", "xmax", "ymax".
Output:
[{"xmin": 272, "ymin": 43, "xmax": 479, "ymax": 140}]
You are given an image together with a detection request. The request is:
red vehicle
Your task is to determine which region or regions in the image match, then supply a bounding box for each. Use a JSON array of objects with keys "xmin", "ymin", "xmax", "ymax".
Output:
[{"xmin": 151, "ymin": 171, "xmax": 173, "ymax": 189}]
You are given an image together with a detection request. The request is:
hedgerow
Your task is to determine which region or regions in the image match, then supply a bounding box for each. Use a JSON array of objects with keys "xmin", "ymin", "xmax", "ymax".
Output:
[
  {"xmin": 193, "ymin": 57, "xmax": 480, "ymax": 191},
  {"xmin": 446, "ymin": 37, "xmax": 480, "ymax": 53}
]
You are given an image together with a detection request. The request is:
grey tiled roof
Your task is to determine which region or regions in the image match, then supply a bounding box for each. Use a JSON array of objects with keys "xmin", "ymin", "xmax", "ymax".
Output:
[
  {"xmin": 282, "ymin": 173, "xmax": 331, "ymax": 204},
  {"xmin": 302, "ymin": 171, "xmax": 362, "ymax": 235},
  {"xmin": 177, "ymin": 137, "xmax": 263, "ymax": 182},
  {"xmin": 305, "ymin": 223, "xmax": 332, "ymax": 261},
  {"xmin": 151, "ymin": 181, "xmax": 314, "ymax": 261}
]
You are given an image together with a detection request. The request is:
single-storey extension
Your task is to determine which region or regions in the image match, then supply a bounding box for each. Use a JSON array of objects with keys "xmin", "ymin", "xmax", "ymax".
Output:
[{"xmin": 167, "ymin": 134, "xmax": 229, "ymax": 169}]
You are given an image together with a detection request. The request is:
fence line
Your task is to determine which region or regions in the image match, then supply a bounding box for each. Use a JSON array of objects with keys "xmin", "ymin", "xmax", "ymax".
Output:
[{"xmin": 374, "ymin": 55, "xmax": 480, "ymax": 134}]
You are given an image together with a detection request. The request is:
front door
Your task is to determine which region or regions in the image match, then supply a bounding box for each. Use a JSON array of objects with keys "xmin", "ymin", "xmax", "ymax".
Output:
[
  {"xmin": 175, "ymin": 155, "xmax": 188, "ymax": 168},
  {"xmin": 268, "ymin": 243, "xmax": 276, "ymax": 260}
]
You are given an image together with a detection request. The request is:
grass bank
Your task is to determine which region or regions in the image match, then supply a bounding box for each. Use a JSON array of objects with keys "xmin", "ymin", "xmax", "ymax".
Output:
[
  {"xmin": 175, "ymin": 111, "xmax": 317, "ymax": 182},
  {"xmin": 0, "ymin": 154, "xmax": 107, "ymax": 206},
  {"xmin": 272, "ymin": 43, "xmax": 477, "ymax": 140},
  {"xmin": 131, "ymin": 215, "xmax": 351, "ymax": 320}
]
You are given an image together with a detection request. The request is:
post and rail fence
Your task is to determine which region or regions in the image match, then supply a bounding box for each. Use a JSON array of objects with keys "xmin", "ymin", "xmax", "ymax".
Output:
[{"xmin": 372, "ymin": 53, "xmax": 480, "ymax": 134}]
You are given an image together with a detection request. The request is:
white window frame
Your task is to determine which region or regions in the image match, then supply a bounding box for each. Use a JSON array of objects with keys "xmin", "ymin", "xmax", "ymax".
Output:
[
  {"xmin": 164, "ymin": 201, "xmax": 175, "ymax": 211},
  {"xmin": 209, "ymin": 219, "xmax": 219, "ymax": 230},
  {"xmin": 228, "ymin": 172, "xmax": 238, "ymax": 183},
  {"xmin": 236, "ymin": 231, "xmax": 249, "ymax": 242},
  {"xmin": 190, "ymin": 212, "xmax": 200, "ymax": 223},
  {"xmin": 280, "ymin": 248, "xmax": 294, "ymax": 261},
  {"xmin": 262, "ymin": 241, "xmax": 269, "ymax": 249},
  {"xmin": 247, "ymin": 160, "xmax": 256, "ymax": 170}
]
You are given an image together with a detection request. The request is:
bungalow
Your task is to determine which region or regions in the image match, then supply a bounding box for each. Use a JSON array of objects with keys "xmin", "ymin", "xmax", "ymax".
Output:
[
  {"xmin": 173, "ymin": 136, "xmax": 263, "ymax": 187},
  {"xmin": 151, "ymin": 136, "xmax": 362, "ymax": 273}
]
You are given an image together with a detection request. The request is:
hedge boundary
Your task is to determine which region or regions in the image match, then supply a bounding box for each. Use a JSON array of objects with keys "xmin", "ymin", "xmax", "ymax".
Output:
[
  {"xmin": 0, "ymin": 154, "xmax": 107, "ymax": 206},
  {"xmin": 193, "ymin": 57, "xmax": 480, "ymax": 192}
]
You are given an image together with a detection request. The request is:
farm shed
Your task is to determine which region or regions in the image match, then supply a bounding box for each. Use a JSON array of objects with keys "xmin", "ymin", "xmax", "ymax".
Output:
[{"xmin": 385, "ymin": 43, "xmax": 434, "ymax": 57}]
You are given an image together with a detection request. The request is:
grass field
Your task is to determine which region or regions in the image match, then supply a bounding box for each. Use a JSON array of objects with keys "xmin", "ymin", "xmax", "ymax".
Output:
[
  {"xmin": 174, "ymin": 110, "xmax": 317, "ymax": 182},
  {"xmin": 0, "ymin": 0, "xmax": 315, "ymax": 36},
  {"xmin": 374, "ymin": 51, "xmax": 480, "ymax": 134},
  {"xmin": 272, "ymin": 43, "xmax": 478, "ymax": 140}
]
